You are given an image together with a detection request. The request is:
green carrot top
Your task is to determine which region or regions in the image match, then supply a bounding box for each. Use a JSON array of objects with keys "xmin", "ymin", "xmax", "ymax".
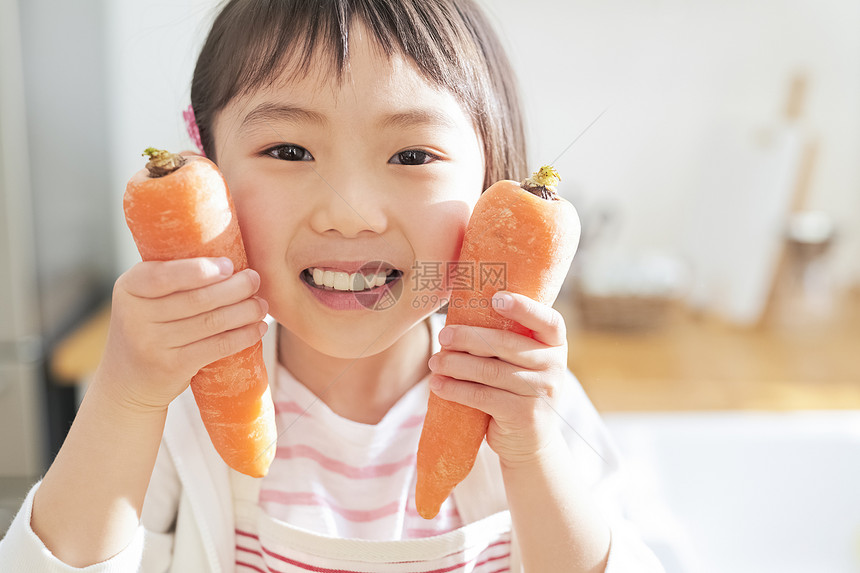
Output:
[
  {"xmin": 143, "ymin": 147, "xmax": 187, "ymax": 178},
  {"xmin": 521, "ymin": 165, "xmax": 561, "ymax": 200}
]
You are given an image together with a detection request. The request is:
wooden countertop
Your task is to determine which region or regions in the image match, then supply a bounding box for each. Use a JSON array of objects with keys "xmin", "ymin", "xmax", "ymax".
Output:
[
  {"xmin": 51, "ymin": 290, "xmax": 860, "ymax": 411},
  {"xmin": 50, "ymin": 303, "xmax": 111, "ymax": 385},
  {"xmin": 561, "ymin": 289, "xmax": 860, "ymax": 411}
]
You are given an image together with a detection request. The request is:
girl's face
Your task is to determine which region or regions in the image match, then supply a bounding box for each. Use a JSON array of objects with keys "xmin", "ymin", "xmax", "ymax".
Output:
[{"xmin": 212, "ymin": 24, "xmax": 485, "ymax": 359}]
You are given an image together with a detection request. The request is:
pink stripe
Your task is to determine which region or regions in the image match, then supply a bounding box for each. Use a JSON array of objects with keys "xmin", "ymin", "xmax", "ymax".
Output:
[
  {"xmin": 274, "ymin": 401, "xmax": 311, "ymax": 417},
  {"xmin": 485, "ymin": 539, "xmax": 512, "ymax": 550},
  {"xmin": 237, "ymin": 545, "xmax": 264, "ymax": 558},
  {"xmin": 275, "ymin": 406, "xmax": 421, "ymax": 429},
  {"xmin": 238, "ymin": 529, "xmax": 508, "ymax": 547},
  {"xmin": 404, "ymin": 527, "xmax": 459, "ymax": 538},
  {"xmin": 236, "ymin": 529, "xmax": 259, "ymax": 540},
  {"xmin": 475, "ymin": 552, "xmax": 511, "ymax": 570},
  {"xmin": 259, "ymin": 544, "xmax": 373, "ymax": 573},
  {"xmin": 236, "ymin": 529, "xmax": 511, "ymax": 573},
  {"xmin": 236, "ymin": 560, "xmax": 268, "ymax": 573},
  {"xmin": 259, "ymin": 490, "xmax": 401, "ymax": 522},
  {"xmin": 398, "ymin": 414, "xmax": 425, "ymax": 429},
  {"xmin": 405, "ymin": 547, "xmax": 510, "ymax": 573},
  {"xmin": 260, "ymin": 542, "xmax": 510, "ymax": 573},
  {"xmin": 275, "ymin": 444, "xmax": 415, "ymax": 479}
]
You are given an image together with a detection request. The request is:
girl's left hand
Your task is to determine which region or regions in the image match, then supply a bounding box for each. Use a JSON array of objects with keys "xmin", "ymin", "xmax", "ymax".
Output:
[{"xmin": 427, "ymin": 291, "xmax": 569, "ymax": 469}]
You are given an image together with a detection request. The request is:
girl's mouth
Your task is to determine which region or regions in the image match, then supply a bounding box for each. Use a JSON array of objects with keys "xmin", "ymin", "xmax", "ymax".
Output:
[{"xmin": 300, "ymin": 267, "xmax": 403, "ymax": 292}]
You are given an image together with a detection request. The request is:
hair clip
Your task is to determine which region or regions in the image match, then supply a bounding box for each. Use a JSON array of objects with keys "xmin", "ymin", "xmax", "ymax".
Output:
[{"xmin": 183, "ymin": 104, "xmax": 206, "ymax": 156}]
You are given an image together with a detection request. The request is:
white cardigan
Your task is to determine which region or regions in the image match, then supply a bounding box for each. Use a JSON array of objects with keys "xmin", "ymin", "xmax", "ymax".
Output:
[{"xmin": 0, "ymin": 314, "xmax": 665, "ymax": 572}]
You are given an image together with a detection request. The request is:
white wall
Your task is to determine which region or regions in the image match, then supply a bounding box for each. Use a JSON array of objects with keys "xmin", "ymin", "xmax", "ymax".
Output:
[
  {"xmin": 479, "ymin": 0, "xmax": 860, "ymax": 290},
  {"xmin": 1, "ymin": 0, "xmax": 48, "ymax": 478},
  {"xmin": 17, "ymin": 0, "xmax": 116, "ymax": 337},
  {"xmin": 108, "ymin": 0, "xmax": 860, "ymax": 293},
  {"xmin": 106, "ymin": 0, "xmax": 220, "ymax": 273}
]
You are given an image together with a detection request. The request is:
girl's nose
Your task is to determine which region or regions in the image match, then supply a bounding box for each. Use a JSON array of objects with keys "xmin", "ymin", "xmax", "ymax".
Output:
[{"xmin": 307, "ymin": 171, "xmax": 389, "ymax": 238}]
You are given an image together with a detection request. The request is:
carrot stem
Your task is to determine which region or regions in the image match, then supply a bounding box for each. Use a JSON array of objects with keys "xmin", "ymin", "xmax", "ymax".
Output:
[
  {"xmin": 143, "ymin": 147, "xmax": 187, "ymax": 178},
  {"xmin": 521, "ymin": 165, "xmax": 561, "ymax": 201}
]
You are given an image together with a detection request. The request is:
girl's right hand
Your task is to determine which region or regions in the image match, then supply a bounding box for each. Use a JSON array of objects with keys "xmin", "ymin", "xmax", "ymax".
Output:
[{"xmin": 94, "ymin": 257, "xmax": 268, "ymax": 414}]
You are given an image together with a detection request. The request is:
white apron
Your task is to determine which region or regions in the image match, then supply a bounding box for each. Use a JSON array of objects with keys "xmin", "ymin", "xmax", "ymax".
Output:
[{"xmin": 229, "ymin": 459, "xmax": 516, "ymax": 572}]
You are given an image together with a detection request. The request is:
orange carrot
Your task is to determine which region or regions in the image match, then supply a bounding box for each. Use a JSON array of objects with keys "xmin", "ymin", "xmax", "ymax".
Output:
[
  {"xmin": 124, "ymin": 148, "xmax": 276, "ymax": 478},
  {"xmin": 415, "ymin": 165, "xmax": 579, "ymax": 518}
]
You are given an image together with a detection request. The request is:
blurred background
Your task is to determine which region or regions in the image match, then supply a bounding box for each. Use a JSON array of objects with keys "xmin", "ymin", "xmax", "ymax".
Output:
[{"xmin": 1, "ymin": 0, "xmax": 859, "ymax": 571}]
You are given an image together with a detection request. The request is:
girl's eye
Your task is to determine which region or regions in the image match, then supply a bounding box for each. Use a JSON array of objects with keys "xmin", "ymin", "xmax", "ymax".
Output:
[
  {"xmin": 265, "ymin": 144, "xmax": 313, "ymax": 161},
  {"xmin": 389, "ymin": 149, "xmax": 439, "ymax": 166}
]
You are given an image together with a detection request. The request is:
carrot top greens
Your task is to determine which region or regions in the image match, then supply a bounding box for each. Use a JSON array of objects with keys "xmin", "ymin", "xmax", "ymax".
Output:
[
  {"xmin": 143, "ymin": 147, "xmax": 187, "ymax": 178},
  {"xmin": 521, "ymin": 165, "xmax": 561, "ymax": 201}
]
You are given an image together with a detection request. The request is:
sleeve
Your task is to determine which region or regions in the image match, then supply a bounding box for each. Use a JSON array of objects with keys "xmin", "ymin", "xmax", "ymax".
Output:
[
  {"xmin": 139, "ymin": 440, "xmax": 181, "ymax": 572},
  {"xmin": 0, "ymin": 439, "xmax": 181, "ymax": 573},
  {"xmin": 0, "ymin": 481, "xmax": 145, "ymax": 572},
  {"xmin": 556, "ymin": 370, "xmax": 671, "ymax": 572},
  {"xmin": 604, "ymin": 520, "xmax": 669, "ymax": 572}
]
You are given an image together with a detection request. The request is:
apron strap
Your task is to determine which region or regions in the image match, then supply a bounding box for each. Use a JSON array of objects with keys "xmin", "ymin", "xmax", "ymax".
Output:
[
  {"xmin": 452, "ymin": 440, "xmax": 521, "ymax": 570},
  {"xmin": 230, "ymin": 467, "xmax": 263, "ymax": 505}
]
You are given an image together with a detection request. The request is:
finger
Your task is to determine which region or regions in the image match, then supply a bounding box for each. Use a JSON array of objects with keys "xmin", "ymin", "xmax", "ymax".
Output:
[
  {"xmin": 429, "ymin": 375, "xmax": 528, "ymax": 421},
  {"xmin": 162, "ymin": 296, "xmax": 269, "ymax": 349},
  {"xmin": 177, "ymin": 320, "xmax": 268, "ymax": 368},
  {"xmin": 491, "ymin": 292, "xmax": 566, "ymax": 347},
  {"xmin": 438, "ymin": 324, "xmax": 554, "ymax": 371},
  {"xmin": 156, "ymin": 268, "xmax": 261, "ymax": 322},
  {"xmin": 428, "ymin": 350, "xmax": 547, "ymax": 398},
  {"xmin": 121, "ymin": 258, "xmax": 234, "ymax": 298}
]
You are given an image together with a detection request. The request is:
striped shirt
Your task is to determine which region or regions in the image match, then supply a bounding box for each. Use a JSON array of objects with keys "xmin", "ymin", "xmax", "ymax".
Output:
[
  {"xmin": 234, "ymin": 314, "xmax": 512, "ymax": 571},
  {"xmin": 262, "ymin": 361, "xmax": 462, "ymax": 539}
]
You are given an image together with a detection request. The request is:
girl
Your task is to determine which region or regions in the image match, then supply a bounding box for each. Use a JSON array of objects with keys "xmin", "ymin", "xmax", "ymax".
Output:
[{"xmin": 1, "ymin": 0, "xmax": 665, "ymax": 571}]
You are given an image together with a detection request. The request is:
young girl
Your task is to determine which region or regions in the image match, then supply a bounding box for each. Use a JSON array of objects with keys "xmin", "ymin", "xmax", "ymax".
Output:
[{"xmin": 1, "ymin": 1, "xmax": 665, "ymax": 571}]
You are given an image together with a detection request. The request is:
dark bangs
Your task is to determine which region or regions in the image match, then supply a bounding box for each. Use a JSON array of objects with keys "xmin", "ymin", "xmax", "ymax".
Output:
[{"xmin": 191, "ymin": 0, "xmax": 527, "ymax": 188}]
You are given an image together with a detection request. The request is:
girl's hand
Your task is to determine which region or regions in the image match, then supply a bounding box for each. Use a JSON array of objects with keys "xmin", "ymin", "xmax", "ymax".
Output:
[
  {"xmin": 95, "ymin": 257, "xmax": 268, "ymax": 414},
  {"xmin": 427, "ymin": 291, "xmax": 569, "ymax": 469}
]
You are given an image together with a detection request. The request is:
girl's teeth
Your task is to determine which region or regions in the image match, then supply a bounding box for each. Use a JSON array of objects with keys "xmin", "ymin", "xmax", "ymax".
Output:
[
  {"xmin": 308, "ymin": 267, "xmax": 394, "ymax": 291},
  {"xmin": 334, "ymin": 272, "xmax": 350, "ymax": 290}
]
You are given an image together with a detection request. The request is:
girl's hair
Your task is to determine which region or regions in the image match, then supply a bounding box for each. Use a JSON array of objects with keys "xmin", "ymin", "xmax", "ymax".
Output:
[{"xmin": 191, "ymin": 0, "xmax": 528, "ymax": 189}]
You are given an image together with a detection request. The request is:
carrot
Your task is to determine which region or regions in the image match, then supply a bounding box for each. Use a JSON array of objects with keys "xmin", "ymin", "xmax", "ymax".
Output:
[
  {"xmin": 415, "ymin": 165, "xmax": 579, "ymax": 519},
  {"xmin": 123, "ymin": 148, "xmax": 276, "ymax": 478}
]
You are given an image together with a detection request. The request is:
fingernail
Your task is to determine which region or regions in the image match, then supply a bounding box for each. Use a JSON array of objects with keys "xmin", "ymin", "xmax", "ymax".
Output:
[
  {"xmin": 493, "ymin": 292, "xmax": 512, "ymax": 310},
  {"xmin": 438, "ymin": 327, "xmax": 453, "ymax": 346},
  {"xmin": 217, "ymin": 257, "xmax": 234, "ymax": 276},
  {"xmin": 257, "ymin": 297, "xmax": 269, "ymax": 315},
  {"xmin": 429, "ymin": 376, "xmax": 442, "ymax": 390},
  {"xmin": 258, "ymin": 321, "xmax": 268, "ymax": 337}
]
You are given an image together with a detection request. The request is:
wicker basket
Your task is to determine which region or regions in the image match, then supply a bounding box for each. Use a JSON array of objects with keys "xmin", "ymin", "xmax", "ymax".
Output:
[{"xmin": 573, "ymin": 286, "xmax": 675, "ymax": 331}]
